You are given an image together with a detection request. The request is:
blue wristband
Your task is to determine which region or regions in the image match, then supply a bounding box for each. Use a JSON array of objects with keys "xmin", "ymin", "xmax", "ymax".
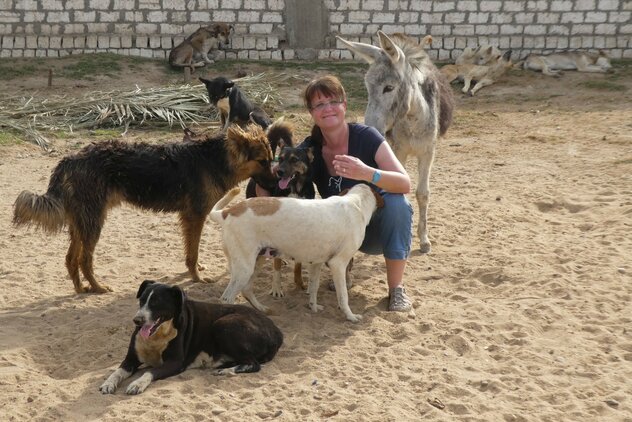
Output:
[{"xmin": 371, "ymin": 170, "xmax": 381, "ymax": 184}]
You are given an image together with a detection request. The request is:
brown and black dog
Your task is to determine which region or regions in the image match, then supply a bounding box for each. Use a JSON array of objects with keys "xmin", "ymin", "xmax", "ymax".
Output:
[{"xmin": 13, "ymin": 124, "xmax": 291, "ymax": 294}]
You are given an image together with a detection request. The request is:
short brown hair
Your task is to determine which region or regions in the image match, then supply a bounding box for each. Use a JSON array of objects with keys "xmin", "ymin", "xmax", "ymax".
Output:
[{"xmin": 302, "ymin": 75, "xmax": 346, "ymax": 110}]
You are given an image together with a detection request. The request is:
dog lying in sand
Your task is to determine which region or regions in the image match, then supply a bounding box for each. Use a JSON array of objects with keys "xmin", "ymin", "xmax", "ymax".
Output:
[
  {"xmin": 520, "ymin": 50, "xmax": 613, "ymax": 77},
  {"xmin": 455, "ymin": 44, "xmax": 502, "ymax": 65},
  {"xmin": 99, "ymin": 280, "xmax": 282, "ymax": 395},
  {"xmin": 209, "ymin": 184, "xmax": 384, "ymax": 322},
  {"xmin": 442, "ymin": 50, "xmax": 513, "ymax": 95}
]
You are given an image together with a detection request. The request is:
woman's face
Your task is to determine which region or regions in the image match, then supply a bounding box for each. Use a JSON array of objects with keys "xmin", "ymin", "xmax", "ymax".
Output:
[{"xmin": 309, "ymin": 91, "xmax": 347, "ymax": 130}]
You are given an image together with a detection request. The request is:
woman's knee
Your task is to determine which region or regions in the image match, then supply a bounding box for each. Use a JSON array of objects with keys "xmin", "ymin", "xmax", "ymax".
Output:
[{"xmin": 380, "ymin": 193, "xmax": 413, "ymax": 224}]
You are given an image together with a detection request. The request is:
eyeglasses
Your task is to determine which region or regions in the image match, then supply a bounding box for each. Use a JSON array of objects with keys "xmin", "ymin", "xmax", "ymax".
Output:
[{"xmin": 310, "ymin": 100, "xmax": 344, "ymax": 112}]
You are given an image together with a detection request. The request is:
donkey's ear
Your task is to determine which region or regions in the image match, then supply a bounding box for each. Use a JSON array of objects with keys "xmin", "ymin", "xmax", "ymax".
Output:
[
  {"xmin": 377, "ymin": 30, "xmax": 402, "ymax": 64},
  {"xmin": 337, "ymin": 35, "xmax": 381, "ymax": 64}
]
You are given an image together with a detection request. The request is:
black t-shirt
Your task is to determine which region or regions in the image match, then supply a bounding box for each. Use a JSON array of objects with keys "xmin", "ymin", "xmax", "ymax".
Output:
[{"xmin": 299, "ymin": 123, "xmax": 384, "ymax": 198}]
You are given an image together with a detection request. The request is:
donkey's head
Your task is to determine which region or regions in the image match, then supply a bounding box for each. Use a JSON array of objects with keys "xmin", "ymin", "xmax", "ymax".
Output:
[{"xmin": 337, "ymin": 31, "xmax": 432, "ymax": 136}]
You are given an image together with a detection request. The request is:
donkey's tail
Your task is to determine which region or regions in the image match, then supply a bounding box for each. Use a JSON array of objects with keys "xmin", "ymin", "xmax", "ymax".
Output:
[
  {"xmin": 209, "ymin": 187, "xmax": 242, "ymax": 224},
  {"xmin": 13, "ymin": 190, "xmax": 65, "ymax": 233}
]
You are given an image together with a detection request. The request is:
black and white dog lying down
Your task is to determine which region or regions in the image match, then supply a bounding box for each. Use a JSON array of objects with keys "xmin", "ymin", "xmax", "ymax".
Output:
[{"xmin": 99, "ymin": 280, "xmax": 283, "ymax": 395}]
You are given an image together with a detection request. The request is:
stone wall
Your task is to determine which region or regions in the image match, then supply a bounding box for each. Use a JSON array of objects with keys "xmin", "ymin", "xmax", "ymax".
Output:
[{"xmin": 0, "ymin": 1, "xmax": 630, "ymax": 61}]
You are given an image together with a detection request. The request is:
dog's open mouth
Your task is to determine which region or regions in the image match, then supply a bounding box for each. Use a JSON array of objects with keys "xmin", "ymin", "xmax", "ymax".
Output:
[
  {"xmin": 139, "ymin": 318, "xmax": 162, "ymax": 339},
  {"xmin": 278, "ymin": 174, "xmax": 296, "ymax": 190}
]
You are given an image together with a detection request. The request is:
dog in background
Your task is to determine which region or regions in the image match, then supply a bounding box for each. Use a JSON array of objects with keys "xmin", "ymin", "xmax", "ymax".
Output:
[
  {"xmin": 519, "ymin": 50, "xmax": 613, "ymax": 76},
  {"xmin": 209, "ymin": 184, "xmax": 383, "ymax": 322},
  {"xmin": 200, "ymin": 76, "xmax": 272, "ymax": 131},
  {"xmin": 456, "ymin": 44, "xmax": 502, "ymax": 65},
  {"xmin": 442, "ymin": 49, "xmax": 513, "ymax": 95},
  {"xmin": 168, "ymin": 23, "xmax": 234, "ymax": 70},
  {"xmin": 99, "ymin": 280, "xmax": 283, "ymax": 395},
  {"xmin": 12, "ymin": 124, "xmax": 290, "ymax": 294}
]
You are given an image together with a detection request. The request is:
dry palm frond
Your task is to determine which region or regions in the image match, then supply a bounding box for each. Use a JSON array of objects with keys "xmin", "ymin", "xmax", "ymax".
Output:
[{"xmin": 0, "ymin": 72, "xmax": 286, "ymax": 150}]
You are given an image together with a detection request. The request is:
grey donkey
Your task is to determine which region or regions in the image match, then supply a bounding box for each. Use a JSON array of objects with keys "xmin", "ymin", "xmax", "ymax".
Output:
[{"xmin": 337, "ymin": 31, "xmax": 454, "ymax": 253}]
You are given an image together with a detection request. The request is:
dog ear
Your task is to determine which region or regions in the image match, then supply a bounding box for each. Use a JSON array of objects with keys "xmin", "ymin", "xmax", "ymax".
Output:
[
  {"xmin": 306, "ymin": 147, "xmax": 314, "ymax": 163},
  {"xmin": 199, "ymin": 77, "xmax": 210, "ymax": 85},
  {"xmin": 371, "ymin": 188, "xmax": 385, "ymax": 208},
  {"xmin": 170, "ymin": 285, "xmax": 186, "ymax": 317},
  {"xmin": 137, "ymin": 280, "xmax": 156, "ymax": 298},
  {"xmin": 502, "ymin": 50, "xmax": 512, "ymax": 61},
  {"xmin": 182, "ymin": 128, "xmax": 195, "ymax": 142}
]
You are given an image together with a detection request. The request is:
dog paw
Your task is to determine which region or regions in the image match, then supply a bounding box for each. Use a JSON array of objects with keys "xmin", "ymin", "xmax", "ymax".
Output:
[
  {"xmin": 212, "ymin": 368, "xmax": 237, "ymax": 376},
  {"xmin": 90, "ymin": 284, "xmax": 112, "ymax": 294},
  {"xmin": 346, "ymin": 313, "xmax": 363, "ymax": 323},
  {"xmin": 76, "ymin": 284, "xmax": 91, "ymax": 294},
  {"xmin": 197, "ymin": 263, "xmax": 207, "ymax": 271},
  {"xmin": 269, "ymin": 289, "xmax": 285, "ymax": 298},
  {"xmin": 99, "ymin": 382, "xmax": 116, "ymax": 394},
  {"xmin": 125, "ymin": 380, "xmax": 148, "ymax": 395},
  {"xmin": 309, "ymin": 303, "xmax": 324, "ymax": 313}
]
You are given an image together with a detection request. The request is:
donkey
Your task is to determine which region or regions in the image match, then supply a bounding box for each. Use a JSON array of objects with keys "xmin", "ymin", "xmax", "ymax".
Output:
[{"xmin": 337, "ymin": 31, "xmax": 454, "ymax": 253}]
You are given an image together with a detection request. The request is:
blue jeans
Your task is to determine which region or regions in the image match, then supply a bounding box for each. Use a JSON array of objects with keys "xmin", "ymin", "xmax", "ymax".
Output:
[{"xmin": 360, "ymin": 192, "xmax": 413, "ymax": 260}]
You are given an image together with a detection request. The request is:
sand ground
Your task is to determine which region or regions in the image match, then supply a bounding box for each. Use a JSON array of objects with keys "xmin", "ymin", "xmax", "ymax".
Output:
[{"xmin": 1, "ymin": 57, "xmax": 631, "ymax": 421}]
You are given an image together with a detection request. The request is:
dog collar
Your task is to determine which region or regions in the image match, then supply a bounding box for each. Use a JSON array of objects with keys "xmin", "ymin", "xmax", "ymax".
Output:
[{"xmin": 371, "ymin": 170, "xmax": 381, "ymax": 184}]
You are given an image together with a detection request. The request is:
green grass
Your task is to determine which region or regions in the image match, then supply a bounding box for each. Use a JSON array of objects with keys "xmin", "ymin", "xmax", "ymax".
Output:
[
  {"xmin": 0, "ymin": 62, "xmax": 46, "ymax": 80},
  {"xmin": 59, "ymin": 53, "xmax": 123, "ymax": 80},
  {"xmin": 0, "ymin": 131, "xmax": 22, "ymax": 146}
]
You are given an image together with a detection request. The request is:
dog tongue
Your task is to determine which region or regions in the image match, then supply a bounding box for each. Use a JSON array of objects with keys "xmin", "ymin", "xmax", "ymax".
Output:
[
  {"xmin": 139, "ymin": 322, "xmax": 156, "ymax": 339},
  {"xmin": 278, "ymin": 177, "xmax": 291, "ymax": 190}
]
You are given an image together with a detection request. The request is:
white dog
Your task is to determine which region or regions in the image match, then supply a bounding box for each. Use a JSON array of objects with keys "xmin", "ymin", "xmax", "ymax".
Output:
[
  {"xmin": 209, "ymin": 184, "xmax": 383, "ymax": 322},
  {"xmin": 521, "ymin": 50, "xmax": 613, "ymax": 76}
]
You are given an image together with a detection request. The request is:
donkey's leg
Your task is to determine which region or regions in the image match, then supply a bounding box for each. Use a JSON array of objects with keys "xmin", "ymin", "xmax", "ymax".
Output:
[{"xmin": 416, "ymin": 148, "xmax": 436, "ymax": 253}]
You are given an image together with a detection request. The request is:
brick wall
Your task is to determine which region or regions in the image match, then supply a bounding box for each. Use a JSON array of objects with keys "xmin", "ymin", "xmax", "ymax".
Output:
[{"xmin": 0, "ymin": 1, "xmax": 630, "ymax": 61}]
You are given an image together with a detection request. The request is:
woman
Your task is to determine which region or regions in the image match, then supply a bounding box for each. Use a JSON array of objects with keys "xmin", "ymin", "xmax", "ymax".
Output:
[{"xmin": 258, "ymin": 75, "xmax": 414, "ymax": 312}]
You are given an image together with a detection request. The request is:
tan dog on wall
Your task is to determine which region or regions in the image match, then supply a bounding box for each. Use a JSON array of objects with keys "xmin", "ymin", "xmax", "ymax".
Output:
[
  {"xmin": 441, "ymin": 49, "xmax": 513, "ymax": 95},
  {"xmin": 169, "ymin": 23, "xmax": 234, "ymax": 69},
  {"xmin": 209, "ymin": 184, "xmax": 384, "ymax": 323}
]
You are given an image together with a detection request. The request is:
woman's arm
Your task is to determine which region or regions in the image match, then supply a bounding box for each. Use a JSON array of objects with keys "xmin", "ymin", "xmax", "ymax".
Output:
[{"xmin": 332, "ymin": 141, "xmax": 411, "ymax": 194}]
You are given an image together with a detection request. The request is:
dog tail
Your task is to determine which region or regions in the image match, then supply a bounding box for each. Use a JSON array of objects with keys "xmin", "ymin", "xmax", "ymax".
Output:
[
  {"xmin": 266, "ymin": 117, "xmax": 294, "ymax": 154},
  {"xmin": 13, "ymin": 164, "xmax": 67, "ymax": 233},
  {"xmin": 13, "ymin": 191, "xmax": 65, "ymax": 233},
  {"xmin": 209, "ymin": 187, "xmax": 242, "ymax": 223}
]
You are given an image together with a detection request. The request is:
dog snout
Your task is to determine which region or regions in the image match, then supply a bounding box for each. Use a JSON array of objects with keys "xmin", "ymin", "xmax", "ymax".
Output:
[{"xmin": 133, "ymin": 314, "xmax": 145, "ymax": 326}]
